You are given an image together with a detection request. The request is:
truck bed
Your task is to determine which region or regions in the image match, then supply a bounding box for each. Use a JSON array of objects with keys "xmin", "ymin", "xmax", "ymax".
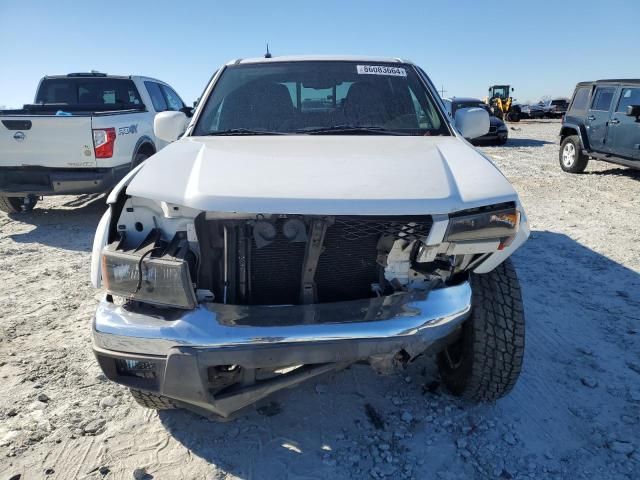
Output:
[{"xmin": 1, "ymin": 103, "xmax": 145, "ymax": 116}]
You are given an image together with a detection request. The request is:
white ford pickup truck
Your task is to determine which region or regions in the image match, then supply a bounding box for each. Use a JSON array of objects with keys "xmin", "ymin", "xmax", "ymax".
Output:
[
  {"xmin": 90, "ymin": 56, "xmax": 529, "ymax": 418},
  {"xmin": 0, "ymin": 72, "xmax": 189, "ymax": 214}
]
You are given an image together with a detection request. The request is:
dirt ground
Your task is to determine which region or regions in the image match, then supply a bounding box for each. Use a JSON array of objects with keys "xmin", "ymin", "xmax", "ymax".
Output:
[{"xmin": 1, "ymin": 121, "xmax": 639, "ymax": 480}]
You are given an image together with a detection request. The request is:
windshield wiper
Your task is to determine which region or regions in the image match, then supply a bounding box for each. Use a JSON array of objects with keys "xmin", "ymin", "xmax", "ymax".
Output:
[
  {"xmin": 295, "ymin": 125, "xmax": 404, "ymax": 135},
  {"xmin": 203, "ymin": 128, "xmax": 286, "ymax": 136}
]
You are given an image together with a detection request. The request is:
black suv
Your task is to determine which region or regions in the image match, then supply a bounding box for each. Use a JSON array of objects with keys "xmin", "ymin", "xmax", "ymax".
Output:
[{"xmin": 559, "ymin": 80, "xmax": 640, "ymax": 173}]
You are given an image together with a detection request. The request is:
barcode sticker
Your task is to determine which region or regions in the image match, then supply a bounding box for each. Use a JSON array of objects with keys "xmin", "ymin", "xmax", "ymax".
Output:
[{"xmin": 357, "ymin": 65, "xmax": 407, "ymax": 77}]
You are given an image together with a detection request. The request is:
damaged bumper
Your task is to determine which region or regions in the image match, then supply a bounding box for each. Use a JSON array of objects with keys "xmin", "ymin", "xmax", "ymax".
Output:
[{"xmin": 92, "ymin": 281, "xmax": 471, "ymax": 416}]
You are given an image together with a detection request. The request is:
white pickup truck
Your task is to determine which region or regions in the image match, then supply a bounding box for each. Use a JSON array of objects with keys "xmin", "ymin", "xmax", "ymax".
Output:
[
  {"xmin": 0, "ymin": 72, "xmax": 189, "ymax": 213},
  {"xmin": 90, "ymin": 56, "xmax": 528, "ymax": 419}
]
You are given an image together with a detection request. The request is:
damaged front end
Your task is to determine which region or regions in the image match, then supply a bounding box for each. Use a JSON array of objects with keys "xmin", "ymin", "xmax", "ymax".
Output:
[{"xmin": 91, "ymin": 195, "xmax": 523, "ymax": 417}]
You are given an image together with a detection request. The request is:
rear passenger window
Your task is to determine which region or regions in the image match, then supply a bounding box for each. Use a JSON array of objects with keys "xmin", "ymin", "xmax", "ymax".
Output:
[
  {"xmin": 36, "ymin": 78, "xmax": 142, "ymax": 107},
  {"xmin": 590, "ymin": 87, "xmax": 615, "ymax": 111},
  {"xmin": 570, "ymin": 88, "xmax": 590, "ymax": 111},
  {"xmin": 616, "ymin": 87, "xmax": 640, "ymax": 113},
  {"xmin": 145, "ymin": 81, "xmax": 167, "ymax": 112}
]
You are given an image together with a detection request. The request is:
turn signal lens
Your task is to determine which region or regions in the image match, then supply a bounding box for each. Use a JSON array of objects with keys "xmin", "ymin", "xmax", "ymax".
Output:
[{"xmin": 445, "ymin": 207, "xmax": 520, "ymax": 243}]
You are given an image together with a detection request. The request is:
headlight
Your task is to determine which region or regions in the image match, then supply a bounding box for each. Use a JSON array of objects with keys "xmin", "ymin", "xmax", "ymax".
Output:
[
  {"xmin": 445, "ymin": 206, "xmax": 520, "ymax": 245},
  {"xmin": 101, "ymin": 248, "xmax": 196, "ymax": 309}
]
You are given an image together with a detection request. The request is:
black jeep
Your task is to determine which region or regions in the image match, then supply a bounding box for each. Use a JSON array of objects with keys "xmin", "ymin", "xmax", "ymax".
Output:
[{"xmin": 559, "ymin": 80, "xmax": 640, "ymax": 173}]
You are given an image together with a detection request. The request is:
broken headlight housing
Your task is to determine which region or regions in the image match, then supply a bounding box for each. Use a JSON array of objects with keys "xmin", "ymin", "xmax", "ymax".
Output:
[
  {"xmin": 445, "ymin": 205, "xmax": 519, "ymax": 245},
  {"xmin": 101, "ymin": 230, "xmax": 197, "ymax": 309}
]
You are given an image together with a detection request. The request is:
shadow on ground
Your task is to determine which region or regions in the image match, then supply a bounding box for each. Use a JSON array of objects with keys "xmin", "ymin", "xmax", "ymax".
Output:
[
  {"xmin": 499, "ymin": 138, "xmax": 553, "ymax": 148},
  {"xmin": 585, "ymin": 167, "xmax": 640, "ymax": 181},
  {"xmin": 5, "ymin": 194, "xmax": 106, "ymax": 251},
  {"xmin": 155, "ymin": 231, "xmax": 640, "ymax": 479}
]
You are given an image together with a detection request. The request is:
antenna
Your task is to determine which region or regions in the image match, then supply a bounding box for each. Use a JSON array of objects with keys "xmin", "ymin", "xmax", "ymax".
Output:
[{"xmin": 264, "ymin": 43, "xmax": 272, "ymax": 59}]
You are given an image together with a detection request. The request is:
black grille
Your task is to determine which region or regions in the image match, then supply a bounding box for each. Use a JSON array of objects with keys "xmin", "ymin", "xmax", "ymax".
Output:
[
  {"xmin": 316, "ymin": 222, "xmax": 380, "ymax": 302},
  {"xmin": 250, "ymin": 219, "xmax": 306, "ymax": 305},
  {"xmin": 247, "ymin": 215, "xmax": 432, "ymax": 305},
  {"xmin": 332, "ymin": 216, "xmax": 433, "ymax": 241}
]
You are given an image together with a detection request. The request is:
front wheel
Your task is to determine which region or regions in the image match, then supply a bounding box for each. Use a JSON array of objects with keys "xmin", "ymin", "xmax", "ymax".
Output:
[
  {"xmin": 129, "ymin": 388, "xmax": 176, "ymax": 410},
  {"xmin": 0, "ymin": 195, "xmax": 38, "ymax": 214},
  {"xmin": 507, "ymin": 112, "xmax": 520, "ymax": 122},
  {"xmin": 559, "ymin": 135, "xmax": 589, "ymax": 173},
  {"xmin": 437, "ymin": 259, "xmax": 525, "ymax": 401}
]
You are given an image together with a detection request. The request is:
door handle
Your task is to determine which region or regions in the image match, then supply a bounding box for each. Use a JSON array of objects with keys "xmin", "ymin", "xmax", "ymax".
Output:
[
  {"xmin": 587, "ymin": 115, "xmax": 596, "ymax": 121},
  {"xmin": 609, "ymin": 118, "xmax": 620, "ymax": 125}
]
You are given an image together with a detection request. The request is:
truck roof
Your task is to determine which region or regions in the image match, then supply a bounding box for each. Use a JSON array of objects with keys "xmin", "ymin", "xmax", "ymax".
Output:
[
  {"xmin": 45, "ymin": 73, "xmax": 127, "ymax": 79},
  {"xmin": 226, "ymin": 55, "xmax": 411, "ymax": 66},
  {"xmin": 41, "ymin": 73, "xmax": 170, "ymax": 85},
  {"xmin": 576, "ymin": 79, "xmax": 640, "ymax": 86}
]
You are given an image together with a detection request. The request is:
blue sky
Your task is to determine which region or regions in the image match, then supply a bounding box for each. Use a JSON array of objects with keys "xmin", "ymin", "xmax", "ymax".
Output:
[{"xmin": 0, "ymin": 0, "xmax": 637, "ymax": 108}]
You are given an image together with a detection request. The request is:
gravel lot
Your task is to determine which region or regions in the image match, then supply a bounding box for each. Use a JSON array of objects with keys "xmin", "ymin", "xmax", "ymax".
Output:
[{"xmin": 1, "ymin": 121, "xmax": 639, "ymax": 480}]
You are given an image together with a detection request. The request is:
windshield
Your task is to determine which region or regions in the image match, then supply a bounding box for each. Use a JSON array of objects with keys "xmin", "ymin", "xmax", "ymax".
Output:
[
  {"xmin": 491, "ymin": 86, "xmax": 510, "ymax": 99},
  {"xmin": 193, "ymin": 61, "xmax": 448, "ymax": 136},
  {"xmin": 452, "ymin": 101, "xmax": 490, "ymax": 115}
]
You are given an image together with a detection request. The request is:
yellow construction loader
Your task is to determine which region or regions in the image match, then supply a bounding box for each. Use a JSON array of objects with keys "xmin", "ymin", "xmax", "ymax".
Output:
[{"xmin": 486, "ymin": 85, "xmax": 521, "ymax": 122}]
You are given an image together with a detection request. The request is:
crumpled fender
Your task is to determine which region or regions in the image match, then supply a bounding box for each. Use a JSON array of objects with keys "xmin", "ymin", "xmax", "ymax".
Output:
[
  {"xmin": 106, "ymin": 162, "xmax": 147, "ymax": 204},
  {"xmin": 90, "ymin": 208, "xmax": 111, "ymax": 288},
  {"xmin": 92, "ymin": 163, "xmax": 147, "ymax": 288}
]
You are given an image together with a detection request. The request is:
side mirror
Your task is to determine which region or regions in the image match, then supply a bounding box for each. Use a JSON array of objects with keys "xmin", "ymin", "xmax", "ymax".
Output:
[
  {"xmin": 180, "ymin": 106, "xmax": 194, "ymax": 118},
  {"xmin": 455, "ymin": 107, "xmax": 490, "ymax": 139},
  {"xmin": 626, "ymin": 105, "xmax": 640, "ymax": 119},
  {"xmin": 154, "ymin": 111, "xmax": 188, "ymax": 142}
]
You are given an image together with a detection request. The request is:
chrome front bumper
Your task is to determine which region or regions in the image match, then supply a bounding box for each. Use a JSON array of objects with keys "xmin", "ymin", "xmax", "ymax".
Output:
[
  {"xmin": 93, "ymin": 282, "xmax": 471, "ymax": 417},
  {"xmin": 93, "ymin": 282, "xmax": 472, "ymax": 361}
]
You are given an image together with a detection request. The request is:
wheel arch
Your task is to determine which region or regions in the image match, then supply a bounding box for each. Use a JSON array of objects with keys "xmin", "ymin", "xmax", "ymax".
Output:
[
  {"xmin": 132, "ymin": 136, "xmax": 157, "ymax": 162},
  {"xmin": 560, "ymin": 123, "xmax": 590, "ymax": 151}
]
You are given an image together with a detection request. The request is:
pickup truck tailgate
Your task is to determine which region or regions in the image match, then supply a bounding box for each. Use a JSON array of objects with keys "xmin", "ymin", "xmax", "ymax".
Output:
[{"xmin": 0, "ymin": 116, "xmax": 97, "ymax": 168}]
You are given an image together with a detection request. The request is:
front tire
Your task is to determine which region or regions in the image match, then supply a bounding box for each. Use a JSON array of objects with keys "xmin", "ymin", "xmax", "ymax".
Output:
[
  {"xmin": 131, "ymin": 152, "xmax": 151, "ymax": 169},
  {"xmin": 0, "ymin": 195, "xmax": 38, "ymax": 214},
  {"xmin": 506, "ymin": 112, "xmax": 520, "ymax": 122},
  {"xmin": 437, "ymin": 259, "xmax": 525, "ymax": 401},
  {"xmin": 129, "ymin": 388, "xmax": 176, "ymax": 410},
  {"xmin": 559, "ymin": 135, "xmax": 589, "ymax": 173}
]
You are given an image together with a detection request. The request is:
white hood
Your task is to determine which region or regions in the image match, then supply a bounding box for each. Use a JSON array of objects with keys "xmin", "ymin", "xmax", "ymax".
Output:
[{"xmin": 125, "ymin": 136, "xmax": 518, "ymax": 215}]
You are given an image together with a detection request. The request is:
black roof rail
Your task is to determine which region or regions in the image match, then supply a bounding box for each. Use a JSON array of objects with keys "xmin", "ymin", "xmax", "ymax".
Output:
[
  {"xmin": 595, "ymin": 78, "xmax": 640, "ymax": 84},
  {"xmin": 66, "ymin": 72, "xmax": 108, "ymax": 77}
]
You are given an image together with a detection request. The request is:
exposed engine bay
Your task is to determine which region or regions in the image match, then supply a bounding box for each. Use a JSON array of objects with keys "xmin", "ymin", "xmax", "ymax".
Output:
[
  {"xmin": 194, "ymin": 212, "xmax": 455, "ymax": 306},
  {"xmin": 106, "ymin": 197, "xmax": 486, "ymax": 309}
]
